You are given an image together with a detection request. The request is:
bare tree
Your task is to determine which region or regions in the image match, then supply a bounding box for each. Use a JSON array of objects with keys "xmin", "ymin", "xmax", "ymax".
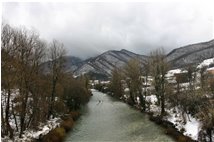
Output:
[
  {"xmin": 199, "ymin": 66, "xmax": 208, "ymax": 90},
  {"xmin": 110, "ymin": 67, "xmax": 124, "ymax": 99},
  {"xmin": 12, "ymin": 27, "xmax": 47, "ymax": 137},
  {"xmin": 47, "ymin": 40, "xmax": 66, "ymax": 119},
  {"xmin": 1, "ymin": 24, "xmax": 16, "ymax": 138},
  {"xmin": 198, "ymin": 102, "xmax": 214, "ymax": 142},
  {"xmin": 141, "ymin": 57, "xmax": 151, "ymax": 111},
  {"xmin": 150, "ymin": 48, "xmax": 169, "ymax": 116},
  {"xmin": 124, "ymin": 58, "xmax": 143, "ymax": 106},
  {"xmin": 25, "ymin": 39, "xmax": 47, "ymax": 129}
]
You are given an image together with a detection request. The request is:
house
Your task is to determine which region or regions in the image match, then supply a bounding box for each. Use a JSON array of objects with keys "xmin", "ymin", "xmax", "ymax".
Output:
[
  {"xmin": 174, "ymin": 72, "xmax": 189, "ymax": 84},
  {"xmin": 207, "ymin": 67, "xmax": 214, "ymax": 75},
  {"xmin": 207, "ymin": 67, "xmax": 214, "ymax": 81},
  {"xmin": 166, "ymin": 69, "xmax": 188, "ymax": 84}
]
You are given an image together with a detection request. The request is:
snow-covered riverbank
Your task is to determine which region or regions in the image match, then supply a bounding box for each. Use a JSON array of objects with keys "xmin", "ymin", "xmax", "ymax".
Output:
[
  {"xmin": 1, "ymin": 117, "xmax": 61, "ymax": 142},
  {"xmin": 146, "ymin": 95, "xmax": 201, "ymax": 141}
]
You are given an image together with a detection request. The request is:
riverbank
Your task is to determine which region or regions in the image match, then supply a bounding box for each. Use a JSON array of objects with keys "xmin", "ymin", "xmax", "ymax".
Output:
[
  {"xmin": 36, "ymin": 89, "xmax": 196, "ymax": 142},
  {"xmin": 107, "ymin": 93, "xmax": 198, "ymax": 142},
  {"xmin": 148, "ymin": 113, "xmax": 197, "ymax": 142},
  {"xmin": 64, "ymin": 90, "xmax": 175, "ymax": 141},
  {"xmin": 34, "ymin": 111, "xmax": 80, "ymax": 142}
]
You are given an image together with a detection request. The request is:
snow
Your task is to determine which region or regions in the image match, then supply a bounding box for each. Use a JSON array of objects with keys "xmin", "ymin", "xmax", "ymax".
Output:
[
  {"xmin": 1, "ymin": 117, "xmax": 61, "ymax": 142},
  {"xmin": 94, "ymin": 80, "xmax": 99, "ymax": 84},
  {"xmin": 124, "ymin": 88, "xmax": 129, "ymax": 92},
  {"xmin": 33, "ymin": 125, "xmax": 50, "ymax": 138},
  {"xmin": 183, "ymin": 117, "xmax": 200, "ymax": 140},
  {"xmin": 146, "ymin": 95, "xmax": 161, "ymax": 114},
  {"xmin": 1, "ymin": 89, "xmax": 61, "ymax": 142},
  {"xmin": 74, "ymin": 49, "xmax": 146, "ymax": 76},
  {"xmin": 75, "ymin": 64, "xmax": 96, "ymax": 75},
  {"xmin": 166, "ymin": 108, "xmax": 200, "ymax": 140},
  {"xmin": 136, "ymin": 97, "xmax": 140, "ymax": 105},
  {"xmin": 207, "ymin": 67, "xmax": 214, "ymax": 71},
  {"xmin": 25, "ymin": 117, "xmax": 61, "ymax": 139},
  {"xmin": 166, "ymin": 69, "xmax": 182, "ymax": 78},
  {"xmin": 146, "ymin": 95, "xmax": 157, "ymax": 103},
  {"xmin": 100, "ymin": 81, "xmax": 110, "ymax": 84},
  {"xmin": 90, "ymin": 89, "xmax": 96, "ymax": 91},
  {"xmin": 197, "ymin": 57, "xmax": 214, "ymax": 68},
  {"xmin": 142, "ymin": 92, "xmax": 202, "ymax": 141},
  {"xmin": 166, "ymin": 69, "xmax": 187, "ymax": 78}
]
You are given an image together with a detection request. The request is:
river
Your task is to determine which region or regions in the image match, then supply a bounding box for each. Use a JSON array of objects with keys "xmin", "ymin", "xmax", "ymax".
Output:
[{"xmin": 65, "ymin": 90, "xmax": 174, "ymax": 142}]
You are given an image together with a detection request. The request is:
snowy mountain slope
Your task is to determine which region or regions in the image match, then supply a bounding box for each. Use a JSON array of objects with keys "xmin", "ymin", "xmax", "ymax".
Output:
[
  {"xmin": 63, "ymin": 56, "xmax": 84, "ymax": 72},
  {"xmin": 73, "ymin": 49, "xmax": 148, "ymax": 76},
  {"xmin": 167, "ymin": 39, "xmax": 214, "ymax": 61},
  {"xmin": 41, "ymin": 56, "xmax": 83, "ymax": 73},
  {"xmin": 42, "ymin": 39, "xmax": 214, "ymax": 79},
  {"xmin": 197, "ymin": 57, "xmax": 214, "ymax": 68},
  {"xmin": 167, "ymin": 39, "xmax": 214, "ymax": 68},
  {"xmin": 169, "ymin": 47, "xmax": 214, "ymax": 68}
]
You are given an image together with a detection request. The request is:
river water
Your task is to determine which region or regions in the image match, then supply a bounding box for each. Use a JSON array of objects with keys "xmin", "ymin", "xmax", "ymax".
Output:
[{"xmin": 65, "ymin": 90, "xmax": 174, "ymax": 142}]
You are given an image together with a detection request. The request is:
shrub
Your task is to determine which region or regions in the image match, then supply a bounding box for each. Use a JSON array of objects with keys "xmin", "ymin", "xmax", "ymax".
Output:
[
  {"xmin": 165, "ymin": 127, "xmax": 175, "ymax": 135},
  {"xmin": 54, "ymin": 100, "xmax": 67, "ymax": 116},
  {"xmin": 177, "ymin": 135, "xmax": 193, "ymax": 142},
  {"xmin": 126, "ymin": 97, "xmax": 134, "ymax": 106},
  {"xmin": 60, "ymin": 118, "xmax": 74, "ymax": 132},
  {"xmin": 70, "ymin": 111, "xmax": 80, "ymax": 121},
  {"xmin": 180, "ymin": 127, "xmax": 186, "ymax": 133},
  {"xmin": 54, "ymin": 127, "xmax": 66, "ymax": 138},
  {"xmin": 42, "ymin": 127, "xmax": 65, "ymax": 142}
]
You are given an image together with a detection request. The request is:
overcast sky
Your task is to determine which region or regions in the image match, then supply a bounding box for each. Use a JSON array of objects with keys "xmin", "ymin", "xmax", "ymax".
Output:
[{"xmin": 2, "ymin": 2, "xmax": 214, "ymax": 59}]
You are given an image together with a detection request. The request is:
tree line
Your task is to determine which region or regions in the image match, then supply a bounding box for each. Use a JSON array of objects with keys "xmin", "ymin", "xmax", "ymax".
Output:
[
  {"xmin": 108, "ymin": 49, "xmax": 214, "ymax": 142},
  {"xmin": 1, "ymin": 24, "xmax": 91, "ymax": 139}
]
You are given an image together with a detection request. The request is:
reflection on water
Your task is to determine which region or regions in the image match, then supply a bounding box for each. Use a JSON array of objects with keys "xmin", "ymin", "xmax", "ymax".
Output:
[{"xmin": 65, "ymin": 90, "xmax": 174, "ymax": 142}]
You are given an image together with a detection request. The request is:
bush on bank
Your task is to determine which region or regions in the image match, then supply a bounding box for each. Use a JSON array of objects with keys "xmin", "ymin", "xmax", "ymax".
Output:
[{"xmin": 36, "ymin": 110, "xmax": 81, "ymax": 142}]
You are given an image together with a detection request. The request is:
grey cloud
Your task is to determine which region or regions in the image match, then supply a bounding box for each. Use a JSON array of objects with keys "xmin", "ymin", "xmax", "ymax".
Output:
[{"xmin": 2, "ymin": 2, "xmax": 213, "ymax": 59}]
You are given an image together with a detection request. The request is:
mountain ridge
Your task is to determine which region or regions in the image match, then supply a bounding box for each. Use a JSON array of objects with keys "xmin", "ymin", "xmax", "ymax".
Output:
[
  {"xmin": 167, "ymin": 39, "xmax": 214, "ymax": 68},
  {"xmin": 43, "ymin": 39, "xmax": 214, "ymax": 79},
  {"xmin": 72, "ymin": 49, "xmax": 148, "ymax": 78}
]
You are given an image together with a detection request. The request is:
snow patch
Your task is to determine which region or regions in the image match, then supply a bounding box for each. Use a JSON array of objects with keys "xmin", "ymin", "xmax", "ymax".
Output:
[
  {"xmin": 197, "ymin": 57, "xmax": 214, "ymax": 68},
  {"xmin": 166, "ymin": 108, "xmax": 200, "ymax": 140}
]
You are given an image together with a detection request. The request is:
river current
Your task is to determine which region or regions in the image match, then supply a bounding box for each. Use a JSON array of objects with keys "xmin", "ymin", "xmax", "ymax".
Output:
[{"xmin": 65, "ymin": 90, "xmax": 174, "ymax": 142}]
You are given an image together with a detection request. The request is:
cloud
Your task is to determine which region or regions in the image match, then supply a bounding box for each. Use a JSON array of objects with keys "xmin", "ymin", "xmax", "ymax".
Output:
[{"xmin": 2, "ymin": 2, "xmax": 213, "ymax": 59}]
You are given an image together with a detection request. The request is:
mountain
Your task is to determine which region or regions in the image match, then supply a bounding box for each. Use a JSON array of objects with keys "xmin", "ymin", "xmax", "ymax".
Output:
[
  {"xmin": 42, "ymin": 39, "xmax": 214, "ymax": 79},
  {"xmin": 63, "ymin": 56, "xmax": 83, "ymax": 72},
  {"xmin": 41, "ymin": 56, "xmax": 83, "ymax": 73},
  {"xmin": 72, "ymin": 49, "xmax": 148, "ymax": 79},
  {"xmin": 167, "ymin": 39, "xmax": 214, "ymax": 68}
]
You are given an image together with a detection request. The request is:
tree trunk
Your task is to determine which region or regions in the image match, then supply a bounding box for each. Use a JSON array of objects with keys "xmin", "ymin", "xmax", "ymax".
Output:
[
  {"xmin": 130, "ymin": 91, "xmax": 135, "ymax": 105},
  {"xmin": 208, "ymin": 129, "xmax": 212, "ymax": 142},
  {"xmin": 19, "ymin": 90, "xmax": 28, "ymax": 138},
  {"xmin": 140, "ymin": 94, "xmax": 146, "ymax": 111},
  {"xmin": 1, "ymin": 104, "xmax": 6, "ymax": 137},
  {"xmin": 48, "ymin": 79, "xmax": 57, "ymax": 119},
  {"xmin": 161, "ymin": 76, "xmax": 165, "ymax": 116},
  {"xmin": 5, "ymin": 89, "xmax": 13, "ymax": 138},
  {"xmin": 161, "ymin": 94, "xmax": 165, "ymax": 116},
  {"xmin": 144, "ymin": 75, "xmax": 148, "ymax": 111},
  {"xmin": 11, "ymin": 103, "xmax": 19, "ymax": 131}
]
